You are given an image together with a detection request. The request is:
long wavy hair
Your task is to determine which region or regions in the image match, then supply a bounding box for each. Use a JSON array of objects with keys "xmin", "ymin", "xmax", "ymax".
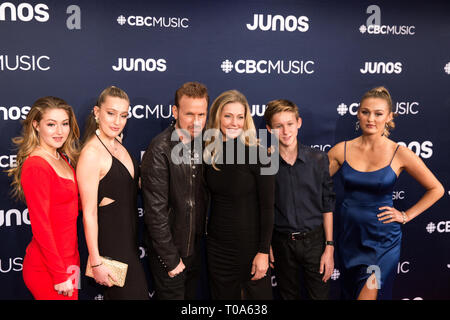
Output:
[
  {"xmin": 203, "ymin": 90, "xmax": 258, "ymax": 170},
  {"xmin": 7, "ymin": 96, "xmax": 80, "ymax": 201}
]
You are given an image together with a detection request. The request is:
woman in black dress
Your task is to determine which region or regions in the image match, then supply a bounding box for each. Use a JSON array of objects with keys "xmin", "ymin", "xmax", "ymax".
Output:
[
  {"xmin": 77, "ymin": 86, "xmax": 148, "ymax": 299},
  {"xmin": 204, "ymin": 90, "xmax": 275, "ymax": 299}
]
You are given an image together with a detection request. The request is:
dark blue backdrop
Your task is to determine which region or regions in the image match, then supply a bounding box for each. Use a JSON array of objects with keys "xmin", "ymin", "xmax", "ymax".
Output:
[{"xmin": 1, "ymin": 0, "xmax": 449, "ymax": 300}]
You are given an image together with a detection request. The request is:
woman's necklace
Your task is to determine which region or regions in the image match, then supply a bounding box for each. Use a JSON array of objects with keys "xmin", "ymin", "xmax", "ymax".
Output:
[
  {"xmin": 97, "ymin": 136, "xmax": 119, "ymax": 156},
  {"xmin": 38, "ymin": 146, "xmax": 61, "ymax": 160}
]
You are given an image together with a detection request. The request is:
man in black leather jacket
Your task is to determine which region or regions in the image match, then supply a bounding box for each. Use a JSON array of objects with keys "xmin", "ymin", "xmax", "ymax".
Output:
[{"xmin": 141, "ymin": 82, "xmax": 209, "ymax": 299}]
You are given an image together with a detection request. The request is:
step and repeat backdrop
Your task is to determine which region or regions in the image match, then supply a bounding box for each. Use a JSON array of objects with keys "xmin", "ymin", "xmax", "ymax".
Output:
[{"xmin": 0, "ymin": 0, "xmax": 449, "ymax": 300}]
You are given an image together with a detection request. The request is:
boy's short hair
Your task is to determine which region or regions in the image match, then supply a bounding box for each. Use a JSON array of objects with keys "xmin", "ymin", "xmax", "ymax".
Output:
[{"xmin": 264, "ymin": 99, "xmax": 299, "ymax": 127}]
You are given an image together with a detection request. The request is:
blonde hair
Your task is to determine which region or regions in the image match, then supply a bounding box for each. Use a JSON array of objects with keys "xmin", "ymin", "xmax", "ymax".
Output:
[
  {"xmin": 360, "ymin": 86, "xmax": 396, "ymax": 137},
  {"xmin": 82, "ymin": 85, "xmax": 130, "ymax": 143},
  {"xmin": 204, "ymin": 90, "xmax": 258, "ymax": 170},
  {"xmin": 7, "ymin": 96, "xmax": 80, "ymax": 201},
  {"xmin": 264, "ymin": 99, "xmax": 300, "ymax": 127}
]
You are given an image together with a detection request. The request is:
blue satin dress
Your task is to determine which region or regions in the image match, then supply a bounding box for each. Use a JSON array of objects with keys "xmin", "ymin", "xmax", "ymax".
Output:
[{"xmin": 338, "ymin": 142, "xmax": 401, "ymax": 300}]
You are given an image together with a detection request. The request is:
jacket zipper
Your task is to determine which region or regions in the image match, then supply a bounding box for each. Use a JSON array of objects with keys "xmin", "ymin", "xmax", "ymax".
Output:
[{"xmin": 186, "ymin": 152, "xmax": 194, "ymax": 254}]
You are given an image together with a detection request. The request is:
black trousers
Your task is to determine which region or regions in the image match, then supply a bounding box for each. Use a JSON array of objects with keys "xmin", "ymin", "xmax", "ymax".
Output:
[
  {"xmin": 271, "ymin": 226, "xmax": 330, "ymax": 300},
  {"xmin": 148, "ymin": 243, "xmax": 202, "ymax": 300}
]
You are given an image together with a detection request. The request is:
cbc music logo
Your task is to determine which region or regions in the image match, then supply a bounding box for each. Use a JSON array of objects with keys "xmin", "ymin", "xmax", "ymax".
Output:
[
  {"xmin": 0, "ymin": 105, "xmax": 30, "ymax": 120},
  {"xmin": 359, "ymin": 5, "xmax": 415, "ymax": 36},
  {"xmin": 128, "ymin": 104, "xmax": 267, "ymax": 120},
  {"xmin": 311, "ymin": 144, "xmax": 331, "ymax": 152},
  {"xmin": 0, "ymin": 257, "xmax": 23, "ymax": 273},
  {"xmin": 112, "ymin": 57, "xmax": 167, "ymax": 72},
  {"xmin": 0, "ymin": 208, "xmax": 30, "ymax": 228},
  {"xmin": 330, "ymin": 268, "xmax": 340, "ymax": 281},
  {"xmin": 426, "ymin": 221, "xmax": 450, "ymax": 234},
  {"xmin": 0, "ymin": 154, "xmax": 17, "ymax": 168},
  {"xmin": 397, "ymin": 261, "xmax": 410, "ymax": 274},
  {"xmin": 0, "ymin": 55, "xmax": 50, "ymax": 71},
  {"xmin": 0, "ymin": 2, "xmax": 49, "ymax": 22},
  {"xmin": 116, "ymin": 15, "xmax": 189, "ymax": 29},
  {"xmin": 392, "ymin": 190, "xmax": 405, "ymax": 200},
  {"xmin": 220, "ymin": 59, "xmax": 314, "ymax": 75},
  {"xmin": 360, "ymin": 62, "xmax": 402, "ymax": 74},
  {"xmin": 246, "ymin": 14, "xmax": 309, "ymax": 32},
  {"xmin": 337, "ymin": 101, "xmax": 420, "ymax": 116},
  {"xmin": 444, "ymin": 62, "xmax": 450, "ymax": 75}
]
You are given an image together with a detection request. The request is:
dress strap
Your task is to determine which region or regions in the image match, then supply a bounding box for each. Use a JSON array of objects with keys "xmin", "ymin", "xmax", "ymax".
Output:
[
  {"xmin": 96, "ymin": 134, "xmax": 113, "ymax": 156},
  {"xmin": 389, "ymin": 145, "xmax": 400, "ymax": 165}
]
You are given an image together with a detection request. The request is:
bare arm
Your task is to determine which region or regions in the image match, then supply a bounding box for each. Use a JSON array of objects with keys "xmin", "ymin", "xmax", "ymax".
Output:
[
  {"xmin": 397, "ymin": 146, "xmax": 444, "ymax": 222},
  {"xmin": 77, "ymin": 145, "xmax": 102, "ymax": 265},
  {"xmin": 77, "ymin": 145, "xmax": 116, "ymax": 286},
  {"xmin": 328, "ymin": 142, "xmax": 345, "ymax": 177}
]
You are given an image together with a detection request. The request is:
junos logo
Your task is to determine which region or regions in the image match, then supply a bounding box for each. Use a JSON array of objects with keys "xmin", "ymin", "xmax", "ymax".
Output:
[
  {"xmin": 116, "ymin": 15, "xmax": 189, "ymax": 29},
  {"xmin": 426, "ymin": 221, "xmax": 450, "ymax": 234},
  {"xmin": 0, "ymin": 105, "xmax": 30, "ymax": 120},
  {"xmin": 0, "ymin": 208, "xmax": 30, "ymax": 227},
  {"xmin": 359, "ymin": 5, "xmax": 415, "ymax": 36},
  {"xmin": 397, "ymin": 141, "xmax": 433, "ymax": 159},
  {"xmin": 0, "ymin": 155, "xmax": 17, "ymax": 168},
  {"xmin": 0, "ymin": 257, "xmax": 23, "ymax": 273},
  {"xmin": 246, "ymin": 14, "xmax": 309, "ymax": 32},
  {"xmin": 112, "ymin": 58, "xmax": 167, "ymax": 72},
  {"xmin": 220, "ymin": 59, "xmax": 314, "ymax": 75},
  {"xmin": 360, "ymin": 62, "xmax": 402, "ymax": 74},
  {"xmin": 0, "ymin": 2, "xmax": 49, "ymax": 22},
  {"xmin": 0, "ymin": 55, "xmax": 50, "ymax": 71}
]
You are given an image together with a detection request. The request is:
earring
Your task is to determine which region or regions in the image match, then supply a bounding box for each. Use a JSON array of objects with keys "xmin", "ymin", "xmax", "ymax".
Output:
[
  {"xmin": 355, "ymin": 120, "xmax": 360, "ymax": 131},
  {"xmin": 95, "ymin": 116, "xmax": 100, "ymax": 136}
]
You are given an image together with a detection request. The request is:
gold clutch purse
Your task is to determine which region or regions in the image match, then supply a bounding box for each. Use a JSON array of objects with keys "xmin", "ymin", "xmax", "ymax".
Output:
[{"xmin": 85, "ymin": 256, "xmax": 128, "ymax": 287}]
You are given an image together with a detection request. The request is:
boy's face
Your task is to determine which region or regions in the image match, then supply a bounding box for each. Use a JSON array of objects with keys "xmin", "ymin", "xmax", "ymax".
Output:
[{"xmin": 266, "ymin": 111, "xmax": 302, "ymax": 148}]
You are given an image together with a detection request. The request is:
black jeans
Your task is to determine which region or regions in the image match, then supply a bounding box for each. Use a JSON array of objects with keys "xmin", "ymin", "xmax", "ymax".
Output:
[
  {"xmin": 148, "ymin": 240, "xmax": 202, "ymax": 300},
  {"xmin": 271, "ymin": 226, "xmax": 330, "ymax": 300}
]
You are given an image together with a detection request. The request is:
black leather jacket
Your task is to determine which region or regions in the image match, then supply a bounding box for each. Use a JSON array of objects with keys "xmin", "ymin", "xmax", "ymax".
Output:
[{"xmin": 141, "ymin": 124, "xmax": 208, "ymax": 271}]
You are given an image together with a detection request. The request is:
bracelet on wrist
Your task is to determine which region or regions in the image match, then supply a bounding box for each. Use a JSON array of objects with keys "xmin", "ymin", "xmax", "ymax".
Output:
[
  {"xmin": 401, "ymin": 211, "xmax": 408, "ymax": 225},
  {"xmin": 91, "ymin": 262, "xmax": 103, "ymax": 268}
]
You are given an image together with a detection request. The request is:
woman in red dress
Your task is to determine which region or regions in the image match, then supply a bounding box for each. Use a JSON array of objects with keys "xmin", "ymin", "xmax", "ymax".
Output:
[{"xmin": 7, "ymin": 97, "xmax": 81, "ymax": 299}]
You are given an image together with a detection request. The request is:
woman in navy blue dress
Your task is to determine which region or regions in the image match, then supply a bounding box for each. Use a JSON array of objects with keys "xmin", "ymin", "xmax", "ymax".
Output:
[{"xmin": 328, "ymin": 87, "xmax": 443, "ymax": 300}]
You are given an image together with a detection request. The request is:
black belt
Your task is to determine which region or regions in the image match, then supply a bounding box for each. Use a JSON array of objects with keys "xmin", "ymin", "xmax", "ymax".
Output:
[{"xmin": 275, "ymin": 225, "xmax": 323, "ymax": 241}]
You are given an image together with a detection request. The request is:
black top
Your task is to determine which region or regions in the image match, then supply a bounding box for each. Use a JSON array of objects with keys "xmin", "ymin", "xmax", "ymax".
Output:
[
  {"xmin": 274, "ymin": 141, "xmax": 335, "ymax": 234},
  {"xmin": 206, "ymin": 137, "xmax": 275, "ymax": 254}
]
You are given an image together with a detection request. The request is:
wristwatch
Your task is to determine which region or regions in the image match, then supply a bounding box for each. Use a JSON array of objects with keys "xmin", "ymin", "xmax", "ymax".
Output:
[{"xmin": 325, "ymin": 240, "xmax": 335, "ymax": 246}]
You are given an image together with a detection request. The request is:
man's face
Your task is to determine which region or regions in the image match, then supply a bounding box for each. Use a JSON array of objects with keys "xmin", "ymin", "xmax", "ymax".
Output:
[
  {"xmin": 172, "ymin": 95, "xmax": 208, "ymax": 139},
  {"xmin": 267, "ymin": 111, "xmax": 301, "ymax": 148}
]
